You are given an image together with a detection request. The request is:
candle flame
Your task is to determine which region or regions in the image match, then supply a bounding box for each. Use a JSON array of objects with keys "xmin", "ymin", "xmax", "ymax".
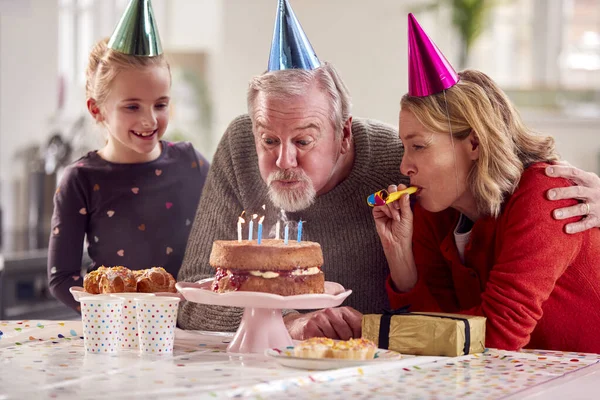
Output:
[
  {"xmin": 238, "ymin": 216, "xmax": 245, "ymax": 224},
  {"xmin": 261, "ymin": 204, "xmax": 266, "ymax": 210},
  {"xmin": 258, "ymin": 215, "xmax": 265, "ymax": 224},
  {"xmin": 252, "ymin": 214, "xmax": 258, "ymax": 220}
]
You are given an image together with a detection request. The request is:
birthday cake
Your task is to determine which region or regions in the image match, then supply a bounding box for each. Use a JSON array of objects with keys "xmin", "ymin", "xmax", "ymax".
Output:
[{"xmin": 209, "ymin": 239, "xmax": 325, "ymax": 296}]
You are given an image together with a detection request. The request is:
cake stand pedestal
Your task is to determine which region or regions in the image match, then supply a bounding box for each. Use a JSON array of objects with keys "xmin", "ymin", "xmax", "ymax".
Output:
[{"xmin": 176, "ymin": 279, "xmax": 352, "ymax": 354}]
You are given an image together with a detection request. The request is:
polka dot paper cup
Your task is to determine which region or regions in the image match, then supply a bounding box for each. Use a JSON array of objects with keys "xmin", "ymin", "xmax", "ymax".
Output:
[
  {"xmin": 110, "ymin": 293, "xmax": 155, "ymax": 350},
  {"xmin": 80, "ymin": 295, "xmax": 123, "ymax": 354},
  {"xmin": 135, "ymin": 296, "xmax": 180, "ymax": 354}
]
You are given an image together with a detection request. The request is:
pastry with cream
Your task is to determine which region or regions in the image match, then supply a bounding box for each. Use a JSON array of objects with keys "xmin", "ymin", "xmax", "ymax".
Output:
[
  {"xmin": 83, "ymin": 266, "xmax": 176, "ymax": 294},
  {"xmin": 293, "ymin": 337, "xmax": 378, "ymax": 360}
]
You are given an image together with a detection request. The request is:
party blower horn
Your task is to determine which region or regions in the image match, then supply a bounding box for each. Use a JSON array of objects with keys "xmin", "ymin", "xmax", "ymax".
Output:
[{"xmin": 367, "ymin": 187, "xmax": 418, "ymax": 207}]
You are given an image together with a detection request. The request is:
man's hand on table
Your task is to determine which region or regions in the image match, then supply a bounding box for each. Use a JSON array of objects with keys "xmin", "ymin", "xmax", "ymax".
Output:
[
  {"xmin": 283, "ymin": 307, "xmax": 362, "ymax": 340},
  {"xmin": 546, "ymin": 161, "xmax": 600, "ymax": 233}
]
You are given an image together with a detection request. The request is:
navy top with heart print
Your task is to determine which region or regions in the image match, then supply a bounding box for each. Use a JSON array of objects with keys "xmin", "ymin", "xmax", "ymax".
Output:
[{"xmin": 47, "ymin": 141, "xmax": 209, "ymax": 311}]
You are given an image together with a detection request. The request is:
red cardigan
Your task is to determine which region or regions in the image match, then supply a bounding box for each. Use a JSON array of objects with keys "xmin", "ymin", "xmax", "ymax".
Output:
[{"xmin": 387, "ymin": 163, "xmax": 600, "ymax": 353}]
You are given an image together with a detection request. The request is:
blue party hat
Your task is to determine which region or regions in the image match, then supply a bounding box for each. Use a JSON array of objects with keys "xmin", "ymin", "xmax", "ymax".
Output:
[{"xmin": 268, "ymin": 0, "xmax": 320, "ymax": 71}]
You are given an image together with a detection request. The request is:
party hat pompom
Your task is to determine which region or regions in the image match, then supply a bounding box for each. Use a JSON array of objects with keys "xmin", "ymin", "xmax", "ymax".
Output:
[
  {"xmin": 108, "ymin": 0, "xmax": 163, "ymax": 56},
  {"xmin": 268, "ymin": 0, "xmax": 320, "ymax": 71},
  {"xmin": 408, "ymin": 13, "xmax": 458, "ymax": 97}
]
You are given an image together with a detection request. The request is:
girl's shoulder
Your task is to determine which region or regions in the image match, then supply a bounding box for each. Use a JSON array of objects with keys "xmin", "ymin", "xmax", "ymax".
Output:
[
  {"xmin": 60, "ymin": 151, "xmax": 102, "ymax": 177},
  {"xmin": 163, "ymin": 140, "xmax": 209, "ymax": 167},
  {"xmin": 163, "ymin": 140, "xmax": 193, "ymax": 153},
  {"xmin": 163, "ymin": 140, "xmax": 200, "ymax": 158}
]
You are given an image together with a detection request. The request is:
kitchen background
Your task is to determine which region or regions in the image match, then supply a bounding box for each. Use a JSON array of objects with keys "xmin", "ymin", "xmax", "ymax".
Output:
[{"xmin": 0, "ymin": 0, "xmax": 598, "ymax": 319}]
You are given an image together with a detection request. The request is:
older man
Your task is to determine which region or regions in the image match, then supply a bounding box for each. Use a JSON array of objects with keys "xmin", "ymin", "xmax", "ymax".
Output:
[
  {"xmin": 178, "ymin": 58, "xmax": 403, "ymax": 339},
  {"xmin": 178, "ymin": 0, "xmax": 600, "ymax": 340}
]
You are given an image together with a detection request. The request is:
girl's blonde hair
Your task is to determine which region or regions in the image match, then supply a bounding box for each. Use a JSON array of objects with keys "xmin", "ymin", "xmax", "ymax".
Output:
[
  {"xmin": 85, "ymin": 38, "xmax": 171, "ymax": 107},
  {"xmin": 401, "ymin": 69, "xmax": 559, "ymax": 218}
]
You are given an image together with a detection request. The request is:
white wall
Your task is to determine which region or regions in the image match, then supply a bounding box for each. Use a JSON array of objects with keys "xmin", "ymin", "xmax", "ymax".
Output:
[
  {"xmin": 0, "ymin": 0, "xmax": 58, "ymax": 230},
  {"xmin": 211, "ymin": 0, "xmax": 411, "ymax": 144},
  {"xmin": 0, "ymin": 0, "xmax": 598, "ymax": 236},
  {"xmin": 210, "ymin": 1, "xmax": 600, "ymax": 173},
  {"xmin": 523, "ymin": 111, "xmax": 600, "ymax": 173},
  {"xmin": 161, "ymin": 0, "xmax": 221, "ymax": 53}
]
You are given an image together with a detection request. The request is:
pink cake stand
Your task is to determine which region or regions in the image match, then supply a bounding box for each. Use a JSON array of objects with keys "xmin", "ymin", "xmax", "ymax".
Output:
[{"xmin": 176, "ymin": 279, "xmax": 352, "ymax": 354}]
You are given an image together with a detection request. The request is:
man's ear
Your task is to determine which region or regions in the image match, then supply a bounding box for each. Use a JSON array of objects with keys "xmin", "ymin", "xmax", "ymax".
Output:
[
  {"xmin": 340, "ymin": 116, "xmax": 353, "ymax": 154},
  {"xmin": 468, "ymin": 130, "xmax": 480, "ymax": 161},
  {"xmin": 87, "ymin": 98, "xmax": 104, "ymax": 122}
]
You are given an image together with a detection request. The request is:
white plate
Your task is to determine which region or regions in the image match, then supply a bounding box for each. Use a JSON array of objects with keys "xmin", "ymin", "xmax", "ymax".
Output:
[
  {"xmin": 264, "ymin": 346, "xmax": 402, "ymax": 370},
  {"xmin": 176, "ymin": 279, "xmax": 352, "ymax": 309},
  {"xmin": 69, "ymin": 286, "xmax": 183, "ymax": 302}
]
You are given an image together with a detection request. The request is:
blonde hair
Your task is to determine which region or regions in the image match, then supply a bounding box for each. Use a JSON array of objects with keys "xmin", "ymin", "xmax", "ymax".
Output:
[
  {"xmin": 247, "ymin": 62, "xmax": 352, "ymax": 135},
  {"xmin": 85, "ymin": 38, "xmax": 171, "ymax": 107},
  {"xmin": 401, "ymin": 69, "xmax": 559, "ymax": 218}
]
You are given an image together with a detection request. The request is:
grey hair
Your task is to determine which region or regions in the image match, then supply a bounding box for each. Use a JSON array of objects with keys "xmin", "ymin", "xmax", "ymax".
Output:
[{"xmin": 247, "ymin": 62, "xmax": 352, "ymax": 134}]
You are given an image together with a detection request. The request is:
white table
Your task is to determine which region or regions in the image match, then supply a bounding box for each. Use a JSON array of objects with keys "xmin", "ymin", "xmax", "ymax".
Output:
[{"xmin": 1, "ymin": 320, "xmax": 598, "ymax": 399}]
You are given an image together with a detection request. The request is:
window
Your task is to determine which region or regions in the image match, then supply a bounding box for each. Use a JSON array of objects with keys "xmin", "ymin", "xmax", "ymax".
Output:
[
  {"xmin": 58, "ymin": 0, "xmax": 127, "ymax": 88},
  {"xmin": 560, "ymin": 0, "xmax": 600, "ymax": 88}
]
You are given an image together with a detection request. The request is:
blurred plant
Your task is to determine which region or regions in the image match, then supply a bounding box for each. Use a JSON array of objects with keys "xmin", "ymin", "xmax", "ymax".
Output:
[
  {"xmin": 451, "ymin": 0, "xmax": 493, "ymax": 68},
  {"xmin": 166, "ymin": 67, "xmax": 213, "ymax": 152},
  {"xmin": 417, "ymin": 0, "xmax": 507, "ymax": 68}
]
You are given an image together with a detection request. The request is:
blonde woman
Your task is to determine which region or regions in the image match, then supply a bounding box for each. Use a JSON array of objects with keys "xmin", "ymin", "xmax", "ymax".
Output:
[{"xmin": 374, "ymin": 69, "xmax": 600, "ymax": 353}]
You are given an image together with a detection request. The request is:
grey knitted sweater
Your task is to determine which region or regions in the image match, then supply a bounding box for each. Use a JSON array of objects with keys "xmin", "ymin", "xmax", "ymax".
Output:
[{"xmin": 177, "ymin": 115, "xmax": 407, "ymax": 331}]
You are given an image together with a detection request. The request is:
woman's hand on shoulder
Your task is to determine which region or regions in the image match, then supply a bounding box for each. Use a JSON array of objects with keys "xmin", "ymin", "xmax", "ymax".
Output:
[
  {"xmin": 545, "ymin": 161, "xmax": 600, "ymax": 234},
  {"xmin": 372, "ymin": 184, "xmax": 414, "ymax": 250}
]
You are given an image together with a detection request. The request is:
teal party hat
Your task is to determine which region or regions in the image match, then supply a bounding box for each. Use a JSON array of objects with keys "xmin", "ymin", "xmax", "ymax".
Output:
[{"xmin": 108, "ymin": 0, "xmax": 163, "ymax": 56}]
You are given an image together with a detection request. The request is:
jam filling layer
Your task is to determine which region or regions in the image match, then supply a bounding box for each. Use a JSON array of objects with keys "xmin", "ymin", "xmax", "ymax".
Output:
[{"xmin": 212, "ymin": 266, "xmax": 322, "ymax": 291}]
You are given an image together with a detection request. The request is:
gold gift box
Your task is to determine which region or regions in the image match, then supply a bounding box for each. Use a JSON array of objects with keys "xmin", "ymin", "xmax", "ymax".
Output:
[{"xmin": 362, "ymin": 312, "xmax": 486, "ymax": 357}]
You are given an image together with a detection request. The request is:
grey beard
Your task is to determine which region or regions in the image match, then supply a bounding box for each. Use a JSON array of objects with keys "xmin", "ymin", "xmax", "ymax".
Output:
[{"xmin": 267, "ymin": 183, "xmax": 316, "ymax": 212}]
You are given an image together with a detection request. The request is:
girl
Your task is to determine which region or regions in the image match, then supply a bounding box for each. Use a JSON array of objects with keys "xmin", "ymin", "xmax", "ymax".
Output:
[{"xmin": 48, "ymin": 4, "xmax": 209, "ymax": 311}]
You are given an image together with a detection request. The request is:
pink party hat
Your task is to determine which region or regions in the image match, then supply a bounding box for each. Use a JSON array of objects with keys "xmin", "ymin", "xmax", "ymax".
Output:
[{"xmin": 408, "ymin": 13, "xmax": 459, "ymax": 97}]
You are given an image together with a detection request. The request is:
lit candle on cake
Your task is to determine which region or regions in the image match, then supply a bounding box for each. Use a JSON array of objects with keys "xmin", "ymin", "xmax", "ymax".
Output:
[
  {"xmin": 237, "ymin": 213, "xmax": 245, "ymax": 242},
  {"xmin": 297, "ymin": 220, "xmax": 303, "ymax": 242},
  {"xmin": 284, "ymin": 223, "xmax": 289, "ymax": 245},
  {"xmin": 248, "ymin": 214, "xmax": 258, "ymax": 241},
  {"xmin": 275, "ymin": 220, "xmax": 281, "ymax": 240},
  {"xmin": 257, "ymin": 216, "xmax": 265, "ymax": 244}
]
